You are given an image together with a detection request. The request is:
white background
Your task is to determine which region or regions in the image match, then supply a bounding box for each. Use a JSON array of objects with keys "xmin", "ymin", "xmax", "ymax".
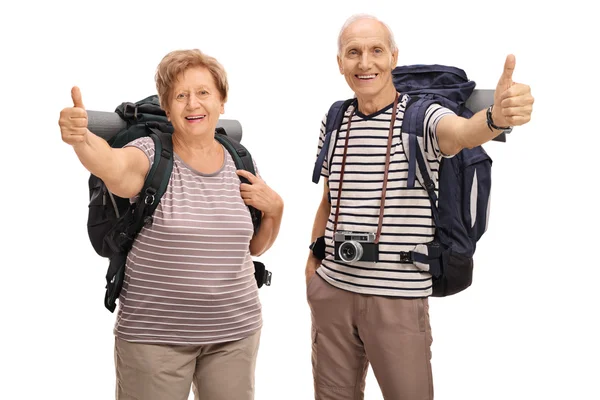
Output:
[{"xmin": 2, "ymin": 0, "xmax": 599, "ymax": 399}]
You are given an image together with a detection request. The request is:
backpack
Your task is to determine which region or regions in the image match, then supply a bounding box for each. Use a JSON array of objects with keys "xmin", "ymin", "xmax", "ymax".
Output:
[
  {"xmin": 86, "ymin": 95, "xmax": 271, "ymax": 312},
  {"xmin": 312, "ymin": 64, "xmax": 496, "ymax": 297}
]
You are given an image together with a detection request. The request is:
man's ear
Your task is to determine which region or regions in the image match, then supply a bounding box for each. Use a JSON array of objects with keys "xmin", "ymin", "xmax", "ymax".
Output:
[
  {"xmin": 337, "ymin": 55, "xmax": 344, "ymax": 74},
  {"xmin": 391, "ymin": 48, "xmax": 399, "ymax": 69}
]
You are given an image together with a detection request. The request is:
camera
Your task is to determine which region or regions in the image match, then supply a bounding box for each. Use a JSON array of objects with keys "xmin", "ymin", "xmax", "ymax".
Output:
[{"xmin": 334, "ymin": 231, "xmax": 379, "ymax": 263}]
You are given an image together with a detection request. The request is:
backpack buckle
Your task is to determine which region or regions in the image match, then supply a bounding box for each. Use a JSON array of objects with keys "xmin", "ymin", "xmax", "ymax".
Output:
[
  {"xmin": 122, "ymin": 102, "xmax": 139, "ymax": 120},
  {"xmin": 144, "ymin": 188, "xmax": 157, "ymax": 205},
  {"xmin": 400, "ymin": 251, "xmax": 412, "ymax": 262},
  {"xmin": 143, "ymin": 216, "xmax": 154, "ymax": 227}
]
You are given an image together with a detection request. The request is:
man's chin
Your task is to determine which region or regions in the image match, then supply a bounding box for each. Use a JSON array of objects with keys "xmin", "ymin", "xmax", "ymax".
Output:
[{"xmin": 352, "ymin": 87, "xmax": 381, "ymax": 99}]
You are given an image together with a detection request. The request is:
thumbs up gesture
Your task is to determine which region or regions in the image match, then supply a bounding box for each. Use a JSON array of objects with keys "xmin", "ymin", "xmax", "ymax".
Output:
[
  {"xmin": 58, "ymin": 86, "xmax": 89, "ymax": 146},
  {"xmin": 491, "ymin": 55, "xmax": 534, "ymax": 128}
]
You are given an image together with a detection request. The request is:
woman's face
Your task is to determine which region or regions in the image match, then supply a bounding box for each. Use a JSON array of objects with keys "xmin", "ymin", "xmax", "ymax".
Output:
[{"xmin": 165, "ymin": 66, "xmax": 224, "ymax": 139}]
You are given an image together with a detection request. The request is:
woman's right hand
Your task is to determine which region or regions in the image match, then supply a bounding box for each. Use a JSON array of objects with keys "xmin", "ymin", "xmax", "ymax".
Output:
[{"xmin": 58, "ymin": 86, "xmax": 89, "ymax": 147}]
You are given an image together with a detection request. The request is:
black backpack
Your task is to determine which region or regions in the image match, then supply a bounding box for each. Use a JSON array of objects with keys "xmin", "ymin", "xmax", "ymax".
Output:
[{"xmin": 86, "ymin": 95, "xmax": 271, "ymax": 312}]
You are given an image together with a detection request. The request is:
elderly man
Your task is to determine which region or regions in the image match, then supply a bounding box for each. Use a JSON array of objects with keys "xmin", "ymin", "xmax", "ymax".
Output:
[{"xmin": 305, "ymin": 14, "xmax": 534, "ymax": 400}]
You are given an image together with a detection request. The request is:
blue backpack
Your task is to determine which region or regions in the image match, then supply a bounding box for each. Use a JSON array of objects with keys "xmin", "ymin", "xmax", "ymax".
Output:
[{"xmin": 312, "ymin": 65, "xmax": 494, "ymax": 297}]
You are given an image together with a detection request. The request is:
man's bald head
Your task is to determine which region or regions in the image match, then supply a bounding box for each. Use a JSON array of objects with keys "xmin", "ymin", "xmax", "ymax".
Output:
[{"xmin": 337, "ymin": 14, "xmax": 397, "ymax": 57}]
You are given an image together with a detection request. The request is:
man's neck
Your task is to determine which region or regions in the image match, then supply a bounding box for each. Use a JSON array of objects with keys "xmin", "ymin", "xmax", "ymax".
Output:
[{"xmin": 355, "ymin": 84, "xmax": 398, "ymax": 115}]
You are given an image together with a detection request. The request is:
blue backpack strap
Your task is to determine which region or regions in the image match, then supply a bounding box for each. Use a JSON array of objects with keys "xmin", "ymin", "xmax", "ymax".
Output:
[
  {"xmin": 312, "ymin": 99, "xmax": 354, "ymax": 184},
  {"xmin": 402, "ymin": 96, "xmax": 440, "ymax": 223}
]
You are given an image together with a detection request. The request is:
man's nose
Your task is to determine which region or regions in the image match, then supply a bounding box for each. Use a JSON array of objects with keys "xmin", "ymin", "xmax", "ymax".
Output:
[{"xmin": 359, "ymin": 53, "xmax": 371, "ymax": 70}]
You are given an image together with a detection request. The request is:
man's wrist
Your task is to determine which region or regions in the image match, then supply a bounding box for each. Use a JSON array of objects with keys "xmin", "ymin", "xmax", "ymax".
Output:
[
  {"xmin": 309, "ymin": 236, "xmax": 326, "ymax": 260},
  {"xmin": 487, "ymin": 105, "xmax": 512, "ymax": 133}
]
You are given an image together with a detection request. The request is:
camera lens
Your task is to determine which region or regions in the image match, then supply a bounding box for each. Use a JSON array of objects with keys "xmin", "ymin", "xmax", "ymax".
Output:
[
  {"xmin": 339, "ymin": 241, "xmax": 363, "ymax": 263},
  {"xmin": 342, "ymin": 244, "xmax": 355, "ymax": 259}
]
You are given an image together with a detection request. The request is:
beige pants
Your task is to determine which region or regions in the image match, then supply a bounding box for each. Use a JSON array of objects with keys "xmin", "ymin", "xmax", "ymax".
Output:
[
  {"xmin": 307, "ymin": 274, "xmax": 434, "ymax": 400},
  {"xmin": 114, "ymin": 330, "xmax": 261, "ymax": 400}
]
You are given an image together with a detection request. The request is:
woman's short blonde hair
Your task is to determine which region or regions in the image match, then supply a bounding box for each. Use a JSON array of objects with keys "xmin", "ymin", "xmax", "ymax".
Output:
[{"xmin": 155, "ymin": 49, "xmax": 229, "ymax": 110}]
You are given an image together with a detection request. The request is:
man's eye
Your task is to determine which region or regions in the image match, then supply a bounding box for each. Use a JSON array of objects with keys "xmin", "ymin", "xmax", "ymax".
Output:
[
  {"xmin": 374, "ymin": 48, "xmax": 383, "ymax": 54},
  {"xmin": 176, "ymin": 93, "xmax": 188, "ymax": 100},
  {"xmin": 197, "ymin": 90, "xmax": 208, "ymax": 96}
]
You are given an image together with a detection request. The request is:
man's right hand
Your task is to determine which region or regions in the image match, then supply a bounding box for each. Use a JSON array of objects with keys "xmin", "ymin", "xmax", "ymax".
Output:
[
  {"xmin": 305, "ymin": 256, "xmax": 320, "ymax": 285},
  {"xmin": 59, "ymin": 86, "xmax": 89, "ymax": 147}
]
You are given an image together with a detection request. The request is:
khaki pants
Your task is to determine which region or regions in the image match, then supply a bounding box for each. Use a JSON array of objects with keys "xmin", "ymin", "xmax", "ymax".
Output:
[
  {"xmin": 114, "ymin": 330, "xmax": 261, "ymax": 400},
  {"xmin": 307, "ymin": 274, "xmax": 433, "ymax": 400}
]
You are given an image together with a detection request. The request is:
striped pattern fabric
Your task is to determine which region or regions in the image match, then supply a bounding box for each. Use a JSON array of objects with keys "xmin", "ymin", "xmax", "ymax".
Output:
[
  {"xmin": 113, "ymin": 137, "xmax": 261, "ymax": 345},
  {"xmin": 316, "ymin": 93, "xmax": 454, "ymax": 297}
]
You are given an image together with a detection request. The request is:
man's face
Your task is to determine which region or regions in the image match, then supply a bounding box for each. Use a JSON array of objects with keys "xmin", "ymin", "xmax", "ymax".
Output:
[
  {"xmin": 337, "ymin": 19, "xmax": 398, "ymax": 101},
  {"xmin": 165, "ymin": 66, "xmax": 224, "ymax": 137}
]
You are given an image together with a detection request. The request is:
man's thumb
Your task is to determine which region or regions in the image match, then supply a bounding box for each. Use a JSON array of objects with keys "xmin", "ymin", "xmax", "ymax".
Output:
[
  {"xmin": 502, "ymin": 54, "xmax": 516, "ymax": 83},
  {"xmin": 71, "ymin": 86, "xmax": 85, "ymax": 109}
]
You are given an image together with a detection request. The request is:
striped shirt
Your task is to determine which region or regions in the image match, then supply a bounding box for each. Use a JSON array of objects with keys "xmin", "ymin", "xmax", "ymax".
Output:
[
  {"xmin": 316, "ymin": 93, "xmax": 455, "ymax": 297},
  {"xmin": 114, "ymin": 137, "xmax": 262, "ymax": 345}
]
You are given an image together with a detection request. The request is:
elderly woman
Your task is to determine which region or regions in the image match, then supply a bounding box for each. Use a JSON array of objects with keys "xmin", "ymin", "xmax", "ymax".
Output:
[{"xmin": 58, "ymin": 49, "xmax": 283, "ymax": 400}]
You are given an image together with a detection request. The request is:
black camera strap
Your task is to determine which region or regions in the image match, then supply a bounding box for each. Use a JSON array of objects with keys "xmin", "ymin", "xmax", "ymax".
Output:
[{"xmin": 332, "ymin": 92, "xmax": 399, "ymax": 244}]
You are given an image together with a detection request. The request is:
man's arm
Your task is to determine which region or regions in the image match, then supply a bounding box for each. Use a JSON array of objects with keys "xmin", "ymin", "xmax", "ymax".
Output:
[
  {"xmin": 305, "ymin": 179, "xmax": 331, "ymax": 283},
  {"xmin": 436, "ymin": 54, "xmax": 534, "ymax": 156}
]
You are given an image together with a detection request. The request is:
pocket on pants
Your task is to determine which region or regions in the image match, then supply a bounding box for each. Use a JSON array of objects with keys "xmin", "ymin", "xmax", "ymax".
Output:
[{"xmin": 306, "ymin": 270, "xmax": 320, "ymax": 297}]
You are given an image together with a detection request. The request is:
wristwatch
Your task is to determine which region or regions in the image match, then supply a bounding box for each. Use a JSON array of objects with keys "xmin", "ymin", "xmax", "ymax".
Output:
[
  {"xmin": 309, "ymin": 236, "xmax": 326, "ymax": 260},
  {"xmin": 486, "ymin": 105, "xmax": 512, "ymax": 134}
]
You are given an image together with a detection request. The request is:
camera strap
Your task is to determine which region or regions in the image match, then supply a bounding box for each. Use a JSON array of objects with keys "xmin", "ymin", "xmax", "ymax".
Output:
[{"xmin": 332, "ymin": 92, "xmax": 400, "ymax": 244}]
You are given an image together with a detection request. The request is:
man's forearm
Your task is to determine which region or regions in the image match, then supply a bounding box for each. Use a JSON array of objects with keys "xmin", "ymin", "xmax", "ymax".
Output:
[
  {"xmin": 311, "ymin": 198, "xmax": 330, "ymax": 242},
  {"xmin": 306, "ymin": 192, "xmax": 331, "ymax": 266},
  {"xmin": 457, "ymin": 108, "xmax": 506, "ymax": 150},
  {"xmin": 438, "ymin": 108, "xmax": 506, "ymax": 155}
]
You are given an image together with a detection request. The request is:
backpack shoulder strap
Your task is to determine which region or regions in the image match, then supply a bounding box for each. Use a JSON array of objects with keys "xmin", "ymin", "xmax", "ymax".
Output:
[
  {"xmin": 215, "ymin": 131, "xmax": 262, "ymax": 234},
  {"xmin": 104, "ymin": 126, "xmax": 173, "ymax": 312},
  {"xmin": 215, "ymin": 130, "xmax": 272, "ymax": 288},
  {"xmin": 312, "ymin": 98, "xmax": 354, "ymax": 184},
  {"xmin": 144, "ymin": 127, "xmax": 174, "ymax": 211},
  {"xmin": 123, "ymin": 125, "xmax": 174, "ymax": 240},
  {"xmin": 402, "ymin": 95, "xmax": 441, "ymax": 223}
]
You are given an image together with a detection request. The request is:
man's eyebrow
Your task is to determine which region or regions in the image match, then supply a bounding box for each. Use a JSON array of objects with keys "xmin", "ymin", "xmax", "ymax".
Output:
[{"xmin": 343, "ymin": 40, "xmax": 387, "ymax": 47}]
